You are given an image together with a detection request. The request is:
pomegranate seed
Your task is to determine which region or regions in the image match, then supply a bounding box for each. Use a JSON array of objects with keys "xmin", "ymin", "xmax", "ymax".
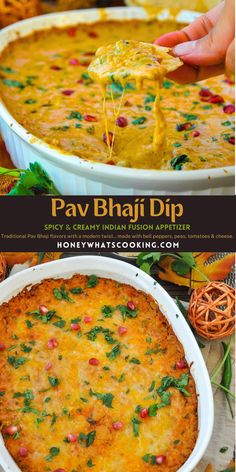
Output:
[
  {"xmin": 67, "ymin": 433, "xmax": 77, "ymax": 443},
  {"xmin": 54, "ymin": 470, "xmax": 66, "ymax": 472},
  {"xmin": 19, "ymin": 447, "xmax": 28, "ymax": 457},
  {"xmin": 223, "ymin": 104, "xmax": 235, "ymax": 114},
  {"xmin": 193, "ymin": 130, "xmax": 200, "ymax": 137},
  {"xmin": 140, "ymin": 408, "xmax": 148, "ymax": 418},
  {"xmin": 118, "ymin": 326, "xmax": 127, "ymax": 335},
  {"xmin": 84, "ymin": 114, "xmax": 97, "ymax": 122},
  {"xmin": 62, "ymin": 90, "xmax": 74, "ymax": 96},
  {"xmin": 47, "ymin": 338, "xmax": 58, "ymax": 349},
  {"xmin": 208, "ymin": 94, "xmax": 224, "ymax": 104},
  {"xmin": 77, "ymin": 79, "xmax": 84, "ymax": 84},
  {"xmin": 116, "ymin": 116, "xmax": 128, "ymax": 128},
  {"xmin": 156, "ymin": 455, "xmax": 166, "ymax": 465},
  {"xmin": 71, "ymin": 323, "xmax": 80, "ymax": 331},
  {"xmin": 67, "ymin": 27, "xmax": 77, "ymax": 37},
  {"xmin": 103, "ymin": 131, "xmax": 113, "ymax": 146},
  {"xmin": 228, "ymin": 137, "xmax": 235, "ymax": 145},
  {"xmin": 112, "ymin": 421, "xmax": 123, "ymax": 430},
  {"xmin": 89, "ymin": 358, "xmax": 99, "ymax": 366},
  {"xmin": 107, "ymin": 160, "xmax": 115, "ymax": 165},
  {"xmin": 176, "ymin": 358, "xmax": 188, "ymax": 369},
  {"xmin": 176, "ymin": 122, "xmax": 194, "ymax": 131},
  {"xmin": 127, "ymin": 301, "xmax": 135, "ymax": 310},
  {"xmin": 84, "ymin": 316, "xmax": 93, "ymax": 323},
  {"xmin": 224, "ymin": 77, "xmax": 234, "ymax": 85},
  {"xmin": 88, "ymin": 31, "xmax": 98, "ymax": 38},
  {"xmin": 199, "ymin": 88, "xmax": 212, "ymax": 100},
  {"xmin": 4, "ymin": 425, "xmax": 19, "ymax": 436},
  {"xmin": 0, "ymin": 342, "xmax": 6, "ymax": 351},
  {"xmin": 45, "ymin": 361, "xmax": 53, "ymax": 371},
  {"xmin": 50, "ymin": 65, "xmax": 62, "ymax": 71},
  {"xmin": 39, "ymin": 305, "xmax": 48, "ymax": 315},
  {"xmin": 69, "ymin": 58, "xmax": 79, "ymax": 65}
]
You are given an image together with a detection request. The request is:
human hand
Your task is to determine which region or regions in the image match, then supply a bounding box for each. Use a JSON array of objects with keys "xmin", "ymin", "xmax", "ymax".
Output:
[{"xmin": 154, "ymin": 0, "xmax": 235, "ymax": 83}]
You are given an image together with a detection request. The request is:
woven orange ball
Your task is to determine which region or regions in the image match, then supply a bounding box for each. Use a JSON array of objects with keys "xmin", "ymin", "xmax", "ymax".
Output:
[{"xmin": 188, "ymin": 281, "xmax": 235, "ymax": 340}]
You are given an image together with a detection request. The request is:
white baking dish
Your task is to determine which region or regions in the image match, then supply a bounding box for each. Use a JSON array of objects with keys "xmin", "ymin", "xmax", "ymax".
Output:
[
  {"xmin": 0, "ymin": 7, "xmax": 234, "ymax": 195},
  {"xmin": 0, "ymin": 255, "xmax": 213, "ymax": 472}
]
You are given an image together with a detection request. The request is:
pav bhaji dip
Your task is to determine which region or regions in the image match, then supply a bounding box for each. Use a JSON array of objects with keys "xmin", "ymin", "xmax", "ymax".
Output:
[
  {"xmin": 0, "ymin": 19, "xmax": 234, "ymax": 170},
  {"xmin": 0, "ymin": 273, "xmax": 198, "ymax": 472}
]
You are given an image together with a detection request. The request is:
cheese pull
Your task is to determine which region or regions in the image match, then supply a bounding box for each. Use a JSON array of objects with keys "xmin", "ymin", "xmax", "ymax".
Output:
[{"xmin": 88, "ymin": 40, "xmax": 182, "ymax": 156}]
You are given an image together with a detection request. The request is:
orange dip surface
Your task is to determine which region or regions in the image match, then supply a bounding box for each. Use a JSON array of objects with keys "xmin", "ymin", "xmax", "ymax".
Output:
[
  {"xmin": 0, "ymin": 19, "xmax": 234, "ymax": 170},
  {"xmin": 0, "ymin": 274, "xmax": 198, "ymax": 472}
]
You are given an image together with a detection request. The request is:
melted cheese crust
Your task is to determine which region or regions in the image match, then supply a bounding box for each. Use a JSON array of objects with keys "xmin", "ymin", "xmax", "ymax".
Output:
[
  {"xmin": 0, "ymin": 20, "xmax": 234, "ymax": 170},
  {"xmin": 0, "ymin": 274, "xmax": 197, "ymax": 472}
]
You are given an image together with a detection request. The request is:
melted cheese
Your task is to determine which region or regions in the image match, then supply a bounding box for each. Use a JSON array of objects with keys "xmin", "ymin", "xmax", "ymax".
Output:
[
  {"xmin": 0, "ymin": 20, "xmax": 234, "ymax": 170},
  {"xmin": 0, "ymin": 274, "xmax": 198, "ymax": 472},
  {"xmin": 88, "ymin": 40, "xmax": 182, "ymax": 157}
]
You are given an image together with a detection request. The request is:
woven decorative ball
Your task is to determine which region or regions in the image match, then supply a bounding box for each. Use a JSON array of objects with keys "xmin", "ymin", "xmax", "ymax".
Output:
[
  {"xmin": 188, "ymin": 281, "xmax": 235, "ymax": 340},
  {"xmin": 0, "ymin": 253, "xmax": 6, "ymax": 282},
  {"xmin": 0, "ymin": 0, "xmax": 41, "ymax": 27}
]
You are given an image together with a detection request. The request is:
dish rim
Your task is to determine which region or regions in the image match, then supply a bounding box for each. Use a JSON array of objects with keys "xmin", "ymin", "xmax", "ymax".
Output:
[
  {"xmin": 0, "ymin": 7, "xmax": 234, "ymax": 187},
  {"xmin": 0, "ymin": 255, "xmax": 214, "ymax": 472}
]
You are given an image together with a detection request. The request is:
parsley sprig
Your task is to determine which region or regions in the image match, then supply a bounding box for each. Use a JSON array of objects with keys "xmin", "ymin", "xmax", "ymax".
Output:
[{"xmin": 0, "ymin": 163, "xmax": 60, "ymax": 195}]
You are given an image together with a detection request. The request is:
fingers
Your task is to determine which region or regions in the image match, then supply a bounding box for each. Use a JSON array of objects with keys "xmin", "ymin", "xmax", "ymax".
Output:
[
  {"xmin": 154, "ymin": 1, "xmax": 224, "ymax": 48},
  {"xmin": 154, "ymin": 30, "xmax": 189, "ymax": 47},
  {"xmin": 166, "ymin": 63, "xmax": 225, "ymax": 84},
  {"xmin": 180, "ymin": 2, "xmax": 225, "ymax": 41},
  {"xmin": 173, "ymin": 3, "xmax": 234, "ymax": 67},
  {"xmin": 225, "ymin": 38, "xmax": 235, "ymax": 79}
]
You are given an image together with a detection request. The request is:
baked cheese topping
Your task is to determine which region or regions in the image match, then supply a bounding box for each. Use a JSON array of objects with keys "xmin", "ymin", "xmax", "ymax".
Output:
[
  {"xmin": 0, "ymin": 274, "xmax": 198, "ymax": 472},
  {"xmin": 0, "ymin": 20, "xmax": 234, "ymax": 169},
  {"xmin": 88, "ymin": 40, "xmax": 182, "ymax": 157}
]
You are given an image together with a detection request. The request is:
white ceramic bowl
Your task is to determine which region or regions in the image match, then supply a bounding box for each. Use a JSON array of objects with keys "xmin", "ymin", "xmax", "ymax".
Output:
[
  {"xmin": 0, "ymin": 7, "xmax": 234, "ymax": 195},
  {"xmin": 0, "ymin": 255, "xmax": 213, "ymax": 472}
]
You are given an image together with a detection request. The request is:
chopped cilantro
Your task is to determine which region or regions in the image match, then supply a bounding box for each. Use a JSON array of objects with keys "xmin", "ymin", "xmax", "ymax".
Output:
[
  {"xmin": 45, "ymin": 446, "xmax": 60, "ymax": 461},
  {"xmin": 101, "ymin": 305, "xmax": 115, "ymax": 317},
  {"xmin": 142, "ymin": 454, "xmax": 157, "ymax": 465},
  {"xmin": 157, "ymin": 374, "xmax": 190, "ymax": 397},
  {"xmin": 89, "ymin": 389, "xmax": 114, "ymax": 408},
  {"xmin": 20, "ymin": 343, "xmax": 32, "ymax": 353},
  {"xmin": 7, "ymin": 356, "xmax": 28, "ymax": 369},
  {"xmin": 106, "ymin": 343, "xmax": 121, "ymax": 360},
  {"xmin": 53, "ymin": 319, "xmax": 66, "ymax": 328},
  {"xmin": 170, "ymin": 154, "xmax": 189, "ymax": 170},
  {"xmin": 70, "ymin": 287, "xmax": 84, "ymax": 294},
  {"xmin": 26, "ymin": 320, "xmax": 33, "ymax": 329},
  {"xmin": 131, "ymin": 416, "xmax": 140, "ymax": 437},
  {"xmin": 129, "ymin": 357, "xmax": 140, "ymax": 364},
  {"xmin": 67, "ymin": 111, "xmax": 83, "ymax": 120},
  {"xmin": 116, "ymin": 304, "xmax": 138, "ymax": 320},
  {"xmin": 87, "ymin": 275, "xmax": 98, "ymax": 288},
  {"xmin": 48, "ymin": 376, "xmax": 60, "ymax": 388},
  {"xmin": 53, "ymin": 285, "xmax": 74, "ymax": 303},
  {"xmin": 2, "ymin": 79, "xmax": 24, "ymax": 88},
  {"xmin": 132, "ymin": 116, "xmax": 146, "ymax": 125},
  {"xmin": 78, "ymin": 431, "xmax": 96, "ymax": 448},
  {"xmin": 24, "ymin": 99, "xmax": 37, "ymax": 104}
]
